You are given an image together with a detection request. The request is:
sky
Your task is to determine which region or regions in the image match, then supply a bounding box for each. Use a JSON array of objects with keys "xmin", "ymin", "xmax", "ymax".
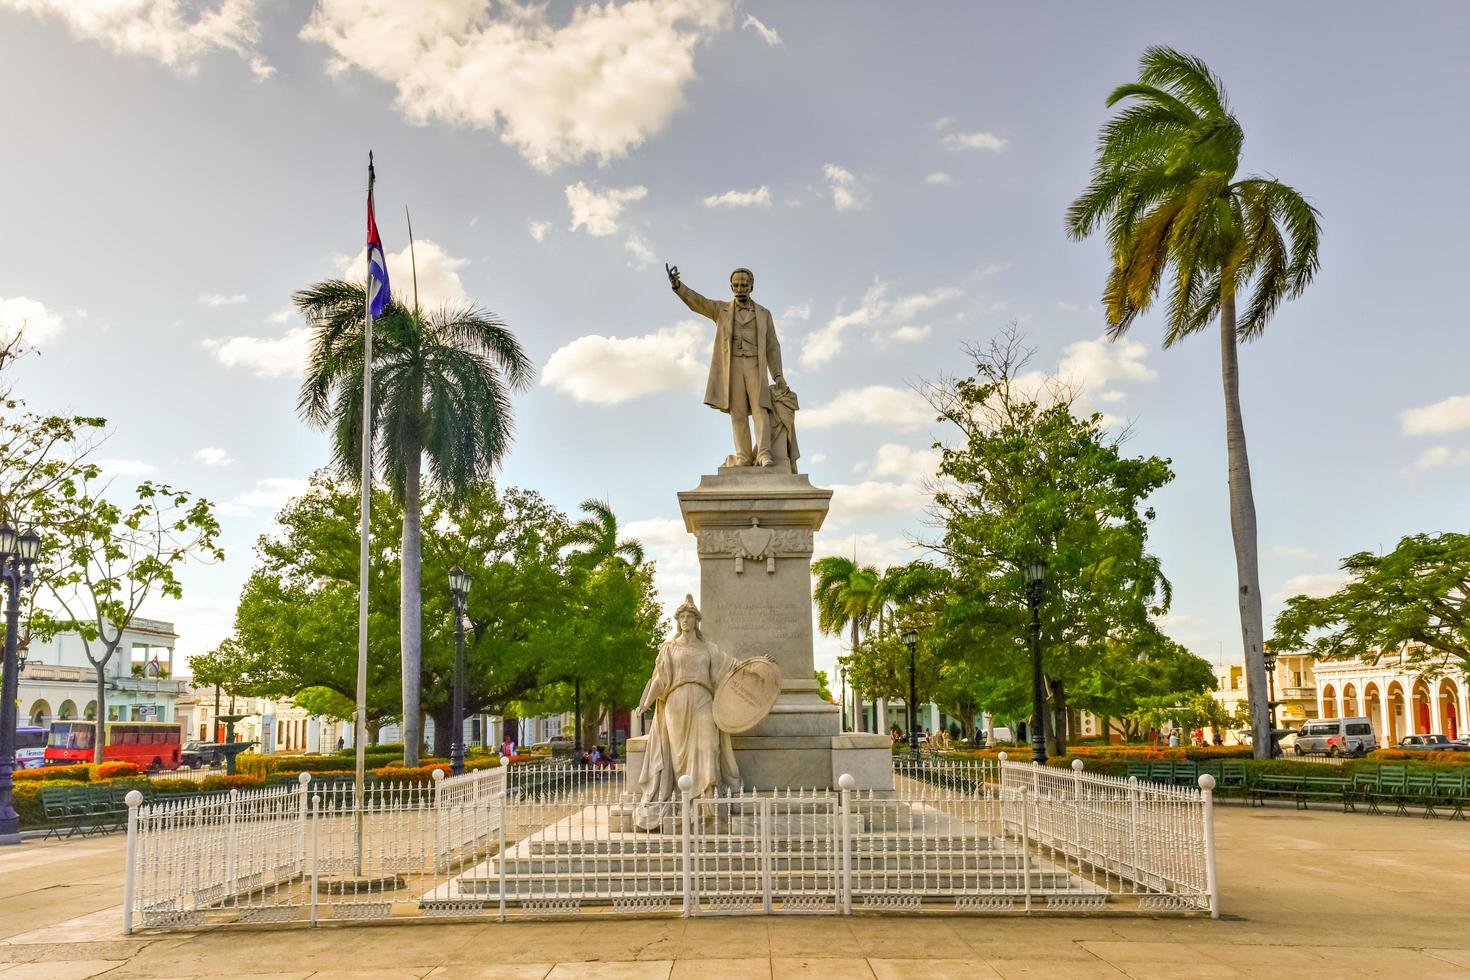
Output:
[{"xmin": 2, "ymin": 1, "xmax": 1468, "ymax": 689}]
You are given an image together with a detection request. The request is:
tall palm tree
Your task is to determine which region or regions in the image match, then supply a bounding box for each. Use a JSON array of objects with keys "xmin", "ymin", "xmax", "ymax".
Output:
[
  {"xmin": 564, "ymin": 498, "xmax": 646, "ymax": 569},
  {"xmin": 812, "ymin": 556, "xmax": 879, "ymax": 731},
  {"xmin": 1067, "ymin": 47, "xmax": 1321, "ymax": 758},
  {"xmin": 295, "ymin": 279, "xmax": 534, "ymax": 765}
]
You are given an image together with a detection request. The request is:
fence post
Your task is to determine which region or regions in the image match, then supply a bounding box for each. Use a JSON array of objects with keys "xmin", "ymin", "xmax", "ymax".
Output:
[
  {"xmin": 297, "ymin": 772, "xmax": 311, "ymax": 874},
  {"xmin": 1127, "ymin": 775, "xmax": 1141, "ymax": 885},
  {"xmin": 225, "ymin": 788, "xmax": 239, "ymax": 892},
  {"xmin": 1071, "ymin": 759, "xmax": 1085, "ymax": 869},
  {"xmin": 122, "ymin": 790, "xmax": 143, "ymax": 936},
  {"xmin": 838, "ymin": 773, "xmax": 854, "ymax": 915},
  {"xmin": 996, "ymin": 753, "xmax": 1009, "ymax": 838},
  {"xmin": 1198, "ymin": 773, "xmax": 1219, "ymax": 919},
  {"xmin": 1019, "ymin": 785, "xmax": 1032, "ymax": 913},
  {"xmin": 497, "ymin": 765, "xmax": 508, "ymax": 923},
  {"xmin": 678, "ymin": 774, "xmax": 694, "ymax": 917},
  {"xmin": 309, "ymin": 793, "xmax": 320, "ymax": 926},
  {"xmin": 431, "ymin": 768, "xmax": 445, "ymax": 873},
  {"xmin": 759, "ymin": 796, "xmax": 773, "ymax": 914}
]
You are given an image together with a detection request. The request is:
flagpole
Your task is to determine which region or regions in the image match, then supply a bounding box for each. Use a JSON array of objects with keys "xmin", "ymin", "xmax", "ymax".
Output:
[{"xmin": 354, "ymin": 151, "xmax": 376, "ymax": 873}]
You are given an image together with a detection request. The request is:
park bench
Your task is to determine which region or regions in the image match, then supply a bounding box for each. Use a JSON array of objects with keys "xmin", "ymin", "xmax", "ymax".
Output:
[
  {"xmin": 1219, "ymin": 761, "xmax": 1248, "ymax": 791},
  {"xmin": 1297, "ymin": 775, "xmax": 1354, "ymax": 812},
  {"xmin": 1251, "ymin": 774, "xmax": 1300, "ymax": 807},
  {"xmin": 40, "ymin": 786, "xmax": 82, "ymax": 839},
  {"xmin": 1126, "ymin": 762, "xmax": 1149, "ymax": 782},
  {"xmin": 1435, "ymin": 771, "xmax": 1468, "ymax": 821}
]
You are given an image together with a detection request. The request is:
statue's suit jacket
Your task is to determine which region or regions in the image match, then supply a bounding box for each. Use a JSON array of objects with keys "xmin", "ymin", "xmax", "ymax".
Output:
[{"xmin": 674, "ymin": 282, "xmax": 784, "ymax": 414}]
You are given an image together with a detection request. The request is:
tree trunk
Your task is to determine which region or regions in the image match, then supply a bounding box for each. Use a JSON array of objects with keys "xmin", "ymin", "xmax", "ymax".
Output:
[
  {"xmin": 1218, "ymin": 289, "xmax": 1272, "ymax": 760},
  {"xmin": 1047, "ymin": 676, "xmax": 1068, "ymax": 758},
  {"xmin": 430, "ymin": 702, "xmax": 453, "ymax": 759},
  {"xmin": 93, "ymin": 665, "xmax": 107, "ymax": 765},
  {"xmin": 850, "ymin": 619, "xmax": 864, "ymax": 733},
  {"xmin": 400, "ymin": 443, "xmax": 424, "ymax": 766}
]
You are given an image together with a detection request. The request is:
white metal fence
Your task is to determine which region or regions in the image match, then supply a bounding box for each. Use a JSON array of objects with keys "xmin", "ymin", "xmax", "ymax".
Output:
[{"xmin": 123, "ymin": 755, "xmax": 1217, "ymax": 933}]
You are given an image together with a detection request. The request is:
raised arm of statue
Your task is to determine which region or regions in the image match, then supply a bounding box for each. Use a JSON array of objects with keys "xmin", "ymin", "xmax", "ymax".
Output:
[{"xmin": 669, "ymin": 272, "xmax": 720, "ymax": 322}]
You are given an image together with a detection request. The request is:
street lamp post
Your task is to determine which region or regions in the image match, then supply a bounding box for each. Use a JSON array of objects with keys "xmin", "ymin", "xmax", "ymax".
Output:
[
  {"xmin": 1263, "ymin": 648, "xmax": 1279, "ymax": 757},
  {"xmin": 1024, "ymin": 559, "xmax": 1047, "ymax": 766},
  {"xmin": 902, "ymin": 627, "xmax": 920, "ymax": 759},
  {"xmin": 0, "ymin": 523, "xmax": 42, "ymax": 845},
  {"xmin": 448, "ymin": 565, "xmax": 472, "ymax": 777}
]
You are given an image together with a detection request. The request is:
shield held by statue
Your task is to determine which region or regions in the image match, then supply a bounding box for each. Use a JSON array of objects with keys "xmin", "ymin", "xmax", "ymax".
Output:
[{"xmin": 713, "ymin": 656, "xmax": 783, "ymax": 734}]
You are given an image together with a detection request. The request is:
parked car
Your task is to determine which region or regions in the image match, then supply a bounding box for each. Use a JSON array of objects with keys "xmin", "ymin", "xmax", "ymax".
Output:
[
  {"xmin": 1294, "ymin": 717, "xmax": 1376, "ymax": 757},
  {"xmin": 180, "ymin": 740, "xmax": 225, "ymax": 769},
  {"xmin": 532, "ymin": 735, "xmax": 575, "ymax": 757},
  {"xmin": 1395, "ymin": 734, "xmax": 1470, "ymax": 752}
]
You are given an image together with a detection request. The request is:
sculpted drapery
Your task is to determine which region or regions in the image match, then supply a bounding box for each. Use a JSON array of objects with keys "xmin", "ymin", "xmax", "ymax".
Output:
[{"xmin": 634, "ymin": 595, "xmax": 741, "ymax": 830}]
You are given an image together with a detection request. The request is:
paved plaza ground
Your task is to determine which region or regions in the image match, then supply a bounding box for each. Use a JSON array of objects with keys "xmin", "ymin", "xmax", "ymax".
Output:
[{"xmin": 0, "ymin": 803, "xmax": 1467, "ymax": 979}]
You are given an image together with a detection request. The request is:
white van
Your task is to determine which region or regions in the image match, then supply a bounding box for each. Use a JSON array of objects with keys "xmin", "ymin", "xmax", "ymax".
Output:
[{"xmin": 1295, "ymin": 717, "xmax": 1376, "ymax": 757}]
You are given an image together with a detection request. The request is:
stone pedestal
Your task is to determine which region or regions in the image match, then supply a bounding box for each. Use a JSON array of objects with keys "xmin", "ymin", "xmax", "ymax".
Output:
[{"xmin": 657, "ymin": 466, "xmax": 892, "ymax": 792}]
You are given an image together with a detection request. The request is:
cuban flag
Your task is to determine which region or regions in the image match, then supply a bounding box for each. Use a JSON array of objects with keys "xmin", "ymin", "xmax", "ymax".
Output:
[{"xmin": 367, "ymin": 192, "xmax": 391, "ymax": 318}]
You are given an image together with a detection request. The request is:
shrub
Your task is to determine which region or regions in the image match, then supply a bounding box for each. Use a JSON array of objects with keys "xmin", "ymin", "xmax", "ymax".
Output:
[
  {"xmin": 1367, "ymin": 749, "xmax": 1470, "ymax": 765},
  {"xmin": 199, "ymin": 774, "xmax": 266, "ymax": 792},
  {"xmin": 93, "ymin": 761, "xmax": 144, "ymax": 781},
  {"xmin": 15, "ymin": 764, "xmax": 89, "ymax": 783}
]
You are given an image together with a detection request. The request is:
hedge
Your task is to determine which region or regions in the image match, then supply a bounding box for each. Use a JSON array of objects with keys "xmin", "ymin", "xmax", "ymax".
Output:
[
  {"xmin": 13, "ymin": 761, "xmax": 144, "ymax": 784},
  {"xmin": 1367, "ymin": 749, "xmax": 1470, "ymax": 765}
]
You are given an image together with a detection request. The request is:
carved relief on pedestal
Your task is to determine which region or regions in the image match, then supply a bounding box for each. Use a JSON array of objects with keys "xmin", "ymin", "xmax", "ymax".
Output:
[{"xmin": 696, "ymin": 517, "xmax": 813, "ymax": 573}]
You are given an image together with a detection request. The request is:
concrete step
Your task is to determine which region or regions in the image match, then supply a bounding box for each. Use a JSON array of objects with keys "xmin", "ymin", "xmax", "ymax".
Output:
[
  {"xmin": 496, "ymin": 853, "xmax": 1036, "ymax": 875},
  {"xmin": 524, "ymin": 836, "xmax": 1003, "ymax": 856},
  {"xmin": 452, "ymin": 869, "xmax": 1091, "ymax": 897}
]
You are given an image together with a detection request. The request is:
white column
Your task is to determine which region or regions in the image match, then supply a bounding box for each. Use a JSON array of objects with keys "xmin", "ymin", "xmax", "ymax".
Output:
[
  {"xmin": 1316, "ymin": 684, "xmax": 1326, "ymax": 721},
  {"xmin": 1428, "ymin": 683, "xmax": 1442, "ymax": 735},
  {"xmin": 877, "ymin": 698, "xmax": 889, "ymax": 735}
]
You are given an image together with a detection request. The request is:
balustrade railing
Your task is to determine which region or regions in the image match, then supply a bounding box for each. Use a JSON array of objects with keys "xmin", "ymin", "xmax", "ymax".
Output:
[{"xmin": 123, "ymin": 755, "xmax": 1216, "ymax": 933}]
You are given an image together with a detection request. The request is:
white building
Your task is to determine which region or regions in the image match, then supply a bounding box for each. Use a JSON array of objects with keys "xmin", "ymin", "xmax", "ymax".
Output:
[
  {"xmin": 1312, "ymin": 651, "xmax": 1466, "ymax": 744},
  {"xmin": 19, "ymin": 616, "xmax": 187, "ymax": 729}
]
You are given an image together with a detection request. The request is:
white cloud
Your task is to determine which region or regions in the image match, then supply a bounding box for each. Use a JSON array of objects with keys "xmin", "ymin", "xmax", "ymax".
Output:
[
  {"xmin": 825, "ymin": 479, "xmax": 927, "ymax": 528},
  {"xmin": 1270, "ymin": 545, "xmax": 1319, "ymax": 561},
  {"xmin": 300, "ymin": 0, "xmax": 729, "ymax": 171},
  {"xmin": 1056, "ymin": 337, "xmax": 1157, "ymax": 396},
  {"xmin": 802, "ymin": 386, "xmax": 932, "ymax": 432},
  {"xmin": 1402, "ymin": 394, "xmax": 1470, "ymax": 436},
  {"xmin": 164, "ymin": 594, "xmax": 237, "ymax": 663},
  {"xmin": 780, "ymin": 303, "xmax": 811, "ymax": 321},
  {"xmin": 339, "ymin": 238, "xmax": 468, "ymax": 309},
  {"xmin": 1411, "ymin": 446, "xmax": 1470, "ymax": 471},
  {"xmin": 1271, "ymin": 572, "xmax": 1349, "ymax": 603},
  {"xmin": 801, "ymin": 280, "xmax": 961, "ymax": 366},
  {"xmin": 742, "ymin": 12, "xmax": 780, "ymax": 46},
  {"xmin": 924, "ymin": 172, "xmax": 952, "ymax": 185},
  {"xmin": 856, "ymin": 443, "xmax": 941, "ymax": 481},
  {"xmin": 942, "ymin": 130, "xmax": 1008, "ymax": 152},
  {"xmin": 543, "ymin": 321, "xmax": 710, "ymax": 404},
  {"xmin": 528, "ymin": 220, "xmax": 551, "ymax": 242},
  {"xmin": 97, "ymin": 458, "xmax": 158, "ymax": 478},
  {"xmin": 266, "ymin": 306, "xmax": 294, "ymax": 324},
  {"xmin": 566, "ymin": 182, "xmax": 648, "ymax": 236},
  {"xmin": 193, "ymin": 447, "xmax": 235, "ymax": 467},
  {"xmin": 2, "ymin": 0, "xmax": 268, "ymax": 75},
  {"xmin": 822, "ymin": 164, "xmax": 863, "ymax": 212},
  {"xmin": 202, "ymin": 327, "xmax": 312, "ymax": 379},
  {"xmin": 216, "ymin": 477, "xmax": 310, "ymax": 517},
  {"xmin": 198, "ymin": 292, "xmax": 247, "ymax": 307},
  {"xmin": 624, "ymin": 233, "xmax": 657, "ymax": 269},
  {"xmin": 890, "ymin": 325, "xmax": 931, "ymax": 343},
  {"xmin": 814, "ymin": 532, "xmax": 918, "ymax": 570},
  {"xmin": 0, "ymin": 294, "xmax": 65, "ymax": 347},
  {"xmin": 623, "ymin": 516, "xmax": 695, "ymax": 612},
  {"xmin": 702, "ymin": 186, "xmax": 772, "ymax": 208}
]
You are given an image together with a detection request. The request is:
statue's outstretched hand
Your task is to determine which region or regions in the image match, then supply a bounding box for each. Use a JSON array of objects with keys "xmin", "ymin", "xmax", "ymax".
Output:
[{"xmin": 665, "ymin": 263, "xmax": 681, "ymax": 290}]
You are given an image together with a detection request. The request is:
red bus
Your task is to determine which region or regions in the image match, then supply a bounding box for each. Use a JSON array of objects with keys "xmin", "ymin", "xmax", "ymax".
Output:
[{"xmin": 45, "ymin": 721, "xmax": 182, "ymax": 771}]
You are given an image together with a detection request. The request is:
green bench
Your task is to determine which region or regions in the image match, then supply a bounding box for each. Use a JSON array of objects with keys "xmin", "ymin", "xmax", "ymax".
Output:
[
  {"xmin": 39, "ymin": 784, "xmax": 132, "ymax": 838},
  {"xmin": 1250, "ymin": 773, "xmax": 1353, "ymax": 811}
]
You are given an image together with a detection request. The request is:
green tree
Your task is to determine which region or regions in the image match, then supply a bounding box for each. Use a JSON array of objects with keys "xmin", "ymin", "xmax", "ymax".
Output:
[
  {"xmin": 1271, "ymin": 533, "xmax": 1470, "ymax": 672},
  {"xmin": 1066, "ymin": 47, "xmax": 1322, "ymax": 758},
  {"xmin": 812, "ymin": 556, "xmax": 879, "ymax": 730},
  {"xmin": 31, "ymin": 478, "xmax": 223, "ymax": 761},
  {"xmin": 925, "ymin": 332, "xmax": 1175, "ymax": 756},
  {"xmin": 813, "ymin": 670, "xmax": 833, "ymax": 703},
  {"xmin": 295, "ymin": 279, "xmax": 534, "ymax": 765},
  {"xmin": 1077, "ymin": 629, "xmax": 1218, "ymax": 740},
  {"xmin": 564, "ymin": 498, "xmax": 646, "ymax": 569}
]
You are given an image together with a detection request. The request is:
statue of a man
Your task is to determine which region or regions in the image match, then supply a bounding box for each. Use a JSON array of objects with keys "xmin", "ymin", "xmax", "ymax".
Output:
[{"xmin": 667, "ymin": 263, "xmax": 786, "ymax": 468}]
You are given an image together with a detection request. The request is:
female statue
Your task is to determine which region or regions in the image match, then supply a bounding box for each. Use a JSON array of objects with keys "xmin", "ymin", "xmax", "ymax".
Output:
[{"xmin": 633, "ymin": 594, "xmax": 741, "ymax": 830}]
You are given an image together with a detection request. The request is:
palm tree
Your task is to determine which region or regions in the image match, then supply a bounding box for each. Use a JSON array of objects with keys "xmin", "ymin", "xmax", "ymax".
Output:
[
  {"xmin": 1066, "ymin": 47, "xmax": 1321, "ymax": 758},
  {"xmin": 812, "ymin": 556, "xmax": 879, "ymax": 731},
  {"xmin": 295, "ymin": 279, "xmax": 534, "ymax": 765},
  {"xmin": 564, "ymin": 498, "xmax": 646, "ymax": 569}
]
